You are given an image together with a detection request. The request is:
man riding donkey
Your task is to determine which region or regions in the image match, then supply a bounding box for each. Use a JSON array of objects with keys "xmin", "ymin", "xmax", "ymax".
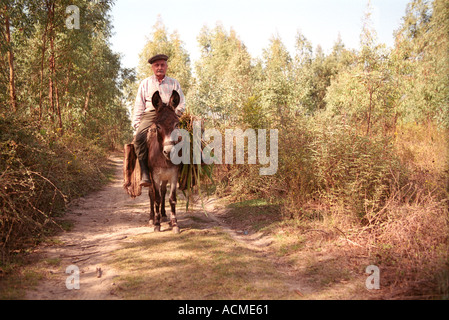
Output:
[{"xmin": 133, "ymin": 54, "xmax": 186, "ymax": 187}]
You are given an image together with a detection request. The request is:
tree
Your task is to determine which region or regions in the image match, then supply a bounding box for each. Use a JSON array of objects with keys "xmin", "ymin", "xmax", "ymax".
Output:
[
  {"xmin": 290, "ymin": 32, "xmax": 356, "ymax": 115},
  {"xmin": 0, "ymin": 0, "xmax": 37, "ymax": 113},
  {"xmin": 290, "ymin": 31, "xmax": 314, "ymax": 114},
  {"xmin": 426, "ymin": 0, "xmax": 449, "ymax": 127},
  {"xmin": 137, "ymin": 17, "xmax": 192, "ymax": 94},
  {"xmin": 325, "ymin": 2, "xmax": 398, "ymax": 135},
  {"xmin": 189, "ymin": 23, "xmax": 254, "ymax": 126},
  {"xmin": 258, "ymin": 34, "xmax": 294, "ymax": 128},
  {"xmin": 0, "ymin": 0, "xmax": 130, "ymax": 145},
  {"xmin": 392, "ymin": 0, "xmax": 434, "ymax": 125},
  {"xmin": 359, "ymin": 6, "xmax": 391, "ymax": 134},
  {"xmin": 392, "ymin": 0, "xmax": 448, "ymax": 127},
  {"xmin": 1, "ymin": 2, "xmax": 17, "ymax": 112}
]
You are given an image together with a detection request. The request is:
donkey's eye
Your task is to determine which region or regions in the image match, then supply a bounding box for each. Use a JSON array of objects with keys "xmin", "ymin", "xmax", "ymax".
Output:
[{"xmin": 156, "ymin": 125, "xmax": 161, "ymax": 131}]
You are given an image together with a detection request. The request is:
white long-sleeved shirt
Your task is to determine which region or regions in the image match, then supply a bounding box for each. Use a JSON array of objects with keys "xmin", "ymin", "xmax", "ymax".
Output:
[{"xmin": 132, "ymin": 75, "xmax": 186, "ymax": 129}]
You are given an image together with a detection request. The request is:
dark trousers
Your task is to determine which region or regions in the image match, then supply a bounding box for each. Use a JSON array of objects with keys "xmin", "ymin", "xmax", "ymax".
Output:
[{"xmin": 134, "ymin": 110, "xmax": 156, "ymax": 161}]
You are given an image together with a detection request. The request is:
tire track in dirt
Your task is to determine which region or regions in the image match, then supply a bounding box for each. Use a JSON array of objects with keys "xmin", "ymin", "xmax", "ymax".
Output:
[{"xmin": 202, "ymin": 201, "xmax": 314, "ymax": 297}]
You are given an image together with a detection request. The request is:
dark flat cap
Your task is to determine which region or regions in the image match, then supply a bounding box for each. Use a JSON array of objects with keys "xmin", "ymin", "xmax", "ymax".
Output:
[{"xmin": 148, "ymin": 54, "xmax": 169, "ymax": 64}]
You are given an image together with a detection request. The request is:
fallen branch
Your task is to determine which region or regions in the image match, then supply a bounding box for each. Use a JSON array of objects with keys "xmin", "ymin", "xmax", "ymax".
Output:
[{"xmin": 334, "ymin": 227, "xmax": 363, "ymax": 247}]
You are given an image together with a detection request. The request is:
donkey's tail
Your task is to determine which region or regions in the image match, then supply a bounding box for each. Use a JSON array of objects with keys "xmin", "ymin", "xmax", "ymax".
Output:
[{"xmin": 123, "ymin": 143, "xmax": 142, "ymax": 198}]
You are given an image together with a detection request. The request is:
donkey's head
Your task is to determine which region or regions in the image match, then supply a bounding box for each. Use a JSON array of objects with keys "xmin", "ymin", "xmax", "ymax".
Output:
[{"xmin": 150, "ymin": 90, "xmax": 181, "ymax": 160}]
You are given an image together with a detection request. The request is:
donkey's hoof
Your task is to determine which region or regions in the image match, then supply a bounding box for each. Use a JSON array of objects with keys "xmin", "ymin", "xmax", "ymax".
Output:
[
  {"xmin": 149, "ymin": 219, "xmax": 154, "ymax": 227},
  {"xmin": 154, "ymin": 225, "xmax": 161, "ymax": 232},
  {"xmin": 172, "ymin": 226, "xmax": 180, "ymax": 234}
]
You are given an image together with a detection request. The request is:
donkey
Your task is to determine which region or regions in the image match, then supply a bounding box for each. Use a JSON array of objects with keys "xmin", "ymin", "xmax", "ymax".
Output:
[{"xmin": 147, "ymin": 90, "xmax": 181, "ymax": 234}]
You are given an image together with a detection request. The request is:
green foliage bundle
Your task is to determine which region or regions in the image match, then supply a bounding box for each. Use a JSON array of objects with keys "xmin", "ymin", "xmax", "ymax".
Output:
[{"xmin": 177, "ymin": 113, "xmax": 214, "ymax": 210}]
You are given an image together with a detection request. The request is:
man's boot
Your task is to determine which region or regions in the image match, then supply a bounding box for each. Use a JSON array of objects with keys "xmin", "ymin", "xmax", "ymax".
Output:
[{"xmin": 139, "ymin": 159, "xmax": 151, "ymax": 187}]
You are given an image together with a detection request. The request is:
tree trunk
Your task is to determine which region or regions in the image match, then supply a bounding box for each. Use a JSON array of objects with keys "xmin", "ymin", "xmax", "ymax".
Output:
[
  {"xmin": 55, "ymin": 78, "xmax": 63, "ymax": 134},
  {"xmin": 47, "ymin": 1, "xmax": 55, "ymax": 116},
  {"xmin": 47, "ymin": 1, "xmax": 62, "ymax": 134},
  {"xmin": 49, "ymin": 1, "xmax": 62, "ymax": 134},
  {"xmin": 4, "ymin": 8, "xmax": 17, "ymax": 112},
  {"xmin": 39, "ymin": 19, "xmax": 48, "ymax": 122}
]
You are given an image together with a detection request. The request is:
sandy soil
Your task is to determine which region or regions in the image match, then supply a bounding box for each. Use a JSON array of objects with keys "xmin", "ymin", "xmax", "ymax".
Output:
[{"xmin": 25, "ymin": 156, "xmax": 158, "ymax": 299}]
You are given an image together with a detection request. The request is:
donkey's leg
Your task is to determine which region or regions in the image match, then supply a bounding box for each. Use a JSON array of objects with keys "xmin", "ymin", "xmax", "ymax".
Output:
[
  {"xmin": 169, "ymin": 173, "xmax": 180, "ymax": 234},
  {"xmin": 160, "ymin": 180, "xmax": 168, "ymax": 222},
  {"xmin": 153, "ymin": 176, "xmax": 162, "ymax": 232},
  {"xmin": 148, "ymin": 184, "xmax": 155, "ymax": 226}
]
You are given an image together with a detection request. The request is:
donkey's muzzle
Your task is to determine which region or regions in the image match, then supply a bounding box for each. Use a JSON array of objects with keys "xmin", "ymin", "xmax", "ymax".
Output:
[{"xmin": 162, "ymin": 141, "xmax": 176, "ymax": 160}]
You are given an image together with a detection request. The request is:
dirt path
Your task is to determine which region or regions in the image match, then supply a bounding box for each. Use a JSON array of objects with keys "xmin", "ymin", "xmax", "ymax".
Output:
[
  {"xmin": 25, "ymin": 155, "xmax": 155, "ymax": 299},
  {"xmin": 24, "ymin": 155, "xmax": 298, "ymax": 299},
  {"xmin": 24, "ymin": 155, "xmax": 370, "ymax": 300}
]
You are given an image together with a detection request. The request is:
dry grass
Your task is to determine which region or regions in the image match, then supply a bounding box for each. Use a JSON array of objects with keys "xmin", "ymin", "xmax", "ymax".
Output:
[
  {"xmin": 368, "ymin": 123, "xmax": 449, "ymax": 298},
  {"xmin": 370, "ymin": 196, "xmax": 449, "ymax": 298},
  {"xmin": 217, "ymin": 120, "xmax": 449, "ymax": 299},
  {"xmin": 323, "ymin": 122, "xmax": 449, "ymax": 298},
  {"xmin": 215, "ymin": 198, "xmax": 378, "ymax": 299},
  {"xmin": 109, "ymin": 224, "xmax": 296, "ymax": 300}
]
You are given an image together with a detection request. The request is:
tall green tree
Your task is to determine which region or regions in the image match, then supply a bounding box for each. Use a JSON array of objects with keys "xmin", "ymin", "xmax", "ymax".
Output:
[
  {"xmin": 1, "ymin": 0, "xmax": 130, "ymax": 145},
  {"xmin": 258, "ymin": 34, "xmax": 293, "ymax": 128},
  {"xmin": 137, "ymin": 17, "xmax": 192, "ymax": 94},
  {"xmin": 189, "ymin": 24, "xmax": 254, "ymax": 125},
  {"xmin": 290, "ymin": 31, "xmax": 314, "ymax": 114},
  {"xmin": 427, "ymin": 0, "xmax": 449, "ymax": 126},
  {"xmin": 325, "ymin": 2, "xmax": 397, "ymax": 135},
  {"xmin": 392, "ymin": 0, "xmax": 434, "ymax": 125},
  {"xmin": 392, "ymin": 0, "xmax": 448, "ymax": 127},
  {"xmin": 0, "ymin": 0, "xmax": 39, "ymax": 113}
]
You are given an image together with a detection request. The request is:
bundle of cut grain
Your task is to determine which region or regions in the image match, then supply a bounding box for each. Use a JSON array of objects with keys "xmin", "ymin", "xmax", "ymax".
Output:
[{"xmin": 177, "ymin": 113, "xmax": 214, "ymax": 210}]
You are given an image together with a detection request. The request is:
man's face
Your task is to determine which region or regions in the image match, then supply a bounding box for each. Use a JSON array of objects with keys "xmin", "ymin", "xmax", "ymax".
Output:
[{"xmin": 152, "ymin": 60, "xmax": 168, "ymax": 79}]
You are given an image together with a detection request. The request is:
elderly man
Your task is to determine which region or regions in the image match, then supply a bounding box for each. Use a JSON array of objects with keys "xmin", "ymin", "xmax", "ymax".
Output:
[{"xmin": 133, "ymin": 54, "xmax": 186, "ymax": 187}]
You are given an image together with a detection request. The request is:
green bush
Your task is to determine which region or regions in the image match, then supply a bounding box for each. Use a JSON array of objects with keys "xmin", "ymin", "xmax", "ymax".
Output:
[
  {"xmin": 308, "ymin": 115, "xmax": 404, "ymax": 219},
  {"xmin": 220, "ymin": 113, "xmax": 406, "ymax": 222}
]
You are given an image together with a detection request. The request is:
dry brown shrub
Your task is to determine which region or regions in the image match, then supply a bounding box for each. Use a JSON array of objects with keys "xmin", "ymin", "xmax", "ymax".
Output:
[{"xmin": 366, "ymin": 191, "xmax": 449, "ymax": 298}]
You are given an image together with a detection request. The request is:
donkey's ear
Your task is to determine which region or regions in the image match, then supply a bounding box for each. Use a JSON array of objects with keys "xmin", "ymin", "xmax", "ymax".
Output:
[
  {"xmin": 151, "ymin": 91, "xmax": 163, "ymax": 110},
  {"xmin": 169, "ymin": 90, "xmax": 180, "ymax": 109}
]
